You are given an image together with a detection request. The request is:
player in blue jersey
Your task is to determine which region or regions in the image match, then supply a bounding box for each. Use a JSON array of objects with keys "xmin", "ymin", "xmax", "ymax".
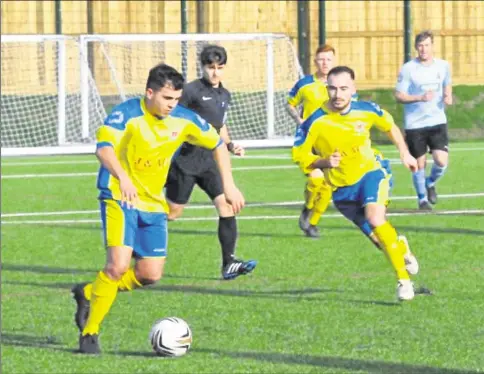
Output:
[
  {"xmin": 395, "ymin": 30, "xmax": 453, "ymax": 210},
  {"xmin": 71, "ymin": 63, "xmax": 245, "ymax": 354}
]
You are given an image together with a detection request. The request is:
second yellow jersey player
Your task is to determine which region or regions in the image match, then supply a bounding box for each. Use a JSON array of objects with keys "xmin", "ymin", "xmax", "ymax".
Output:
[
  {"xmin": 287, "ymin": 44, "xmax": 336, "ymax": 238},
  {"xmin": 292, "ymin": 66, "xmax": 419, "ymax": 301}
]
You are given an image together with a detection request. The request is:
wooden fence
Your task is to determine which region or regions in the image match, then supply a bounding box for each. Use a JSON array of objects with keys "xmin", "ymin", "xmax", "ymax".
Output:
[{"xmin": 2, "ymin": 0, "xmax": 483, "ymax": 93}]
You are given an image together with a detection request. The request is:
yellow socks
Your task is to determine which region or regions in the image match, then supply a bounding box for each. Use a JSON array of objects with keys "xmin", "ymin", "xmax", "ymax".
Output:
[
  {"xmin": 82, "ymin": 271, "xmax": 119, "ymax": 336},
  {"xmin": 373, "ymin": 222, "xmax": 410, "ymax": 280},
  {"xmin": 117, "ymin": 268, "xmax": 143, "ymax": 291},
  {"xmin": 83, "ymin": 268, "xmax": 143, "ymax": 301},
  {"xmin": 304, "ymin": 176, "xmax": 325, "ymax": 210},
  {"xmin": 308, "ymin": 183, "xmax": 332, "ymax": 226}
]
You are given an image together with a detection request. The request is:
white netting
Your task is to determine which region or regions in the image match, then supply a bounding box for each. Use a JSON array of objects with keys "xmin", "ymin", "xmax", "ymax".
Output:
[
  {"xmin": 1, "ymin": 36, "xmax": 106, "ymax": 154},
  {"xmin": 84, "ymin": 35, "xmax": 302, "ymax": 142},
  {"xmin": 1, "ymin": 34, "xmax": 302, "ymax": 155}
]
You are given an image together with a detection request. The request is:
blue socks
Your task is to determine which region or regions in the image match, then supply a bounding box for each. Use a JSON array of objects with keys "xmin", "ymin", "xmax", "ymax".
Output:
[
  {"xmin": 427, "ymin": 164, "xmax": 447, "ymax": 187},
  {"xmin": 412, "ymin": 169, "xmax": 427, "ymax": 201}
]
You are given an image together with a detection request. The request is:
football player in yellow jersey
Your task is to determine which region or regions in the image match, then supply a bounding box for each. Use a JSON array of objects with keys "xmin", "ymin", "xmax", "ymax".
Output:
[
  {"xmin": 287, "ymin": 44, "xmax": 336, "ymax": 238},
  {"xmin": 70, "ymin": 63, "xmax": 245, "ymax": 354},
  {"xmin": 292, "ymin": 66, "xmax": 419, "ymax": 301}
]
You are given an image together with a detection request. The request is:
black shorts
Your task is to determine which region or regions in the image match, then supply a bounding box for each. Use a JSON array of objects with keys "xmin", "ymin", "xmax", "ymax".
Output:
[
  {"xmin": 165, "ymin": 163, "xmax": 224, "ymax": 205},
  {"xmin": 405, "ymin": 123, "xmax": 449, "ymax": 159}
]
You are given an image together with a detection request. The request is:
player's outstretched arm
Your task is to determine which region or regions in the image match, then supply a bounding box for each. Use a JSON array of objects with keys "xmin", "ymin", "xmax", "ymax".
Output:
[
  {"xmin": 213, "ymin": 144, "xmax": 245, "ymax": 214},
  {"xmin": 96, "ymin": 146, "xmax": 138, "ymax": 208},
  {"xmin": 386, "ymin": 124, "xmax": 417, "ymax": 172}
]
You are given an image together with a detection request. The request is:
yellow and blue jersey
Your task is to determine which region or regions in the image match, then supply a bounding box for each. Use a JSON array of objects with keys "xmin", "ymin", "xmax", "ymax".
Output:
[
  {"xmin": 292, "ymin": 100, "xmax": 395, "ymax": 188},
  {"xmin": 96, "ymin": 97, "xmax": 223, "ymax": 213},
  {"xmin": 288, "ymin": 74, "xmax": 329, "ymax": 120}
]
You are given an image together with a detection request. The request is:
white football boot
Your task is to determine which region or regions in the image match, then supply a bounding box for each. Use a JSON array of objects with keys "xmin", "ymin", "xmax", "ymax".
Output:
[
  {"xmin": 398, "ymin": 235, "xmax": 419, "ymax": 275},
  {"xmin": 397, "ymin": 279, "xmax": 415, "ymax": 301}
]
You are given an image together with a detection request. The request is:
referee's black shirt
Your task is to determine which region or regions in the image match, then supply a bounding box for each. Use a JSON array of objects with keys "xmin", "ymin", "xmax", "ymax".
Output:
[{"xmin": 174, "ymin": 77, "xmax": 231, "ymax": 175}]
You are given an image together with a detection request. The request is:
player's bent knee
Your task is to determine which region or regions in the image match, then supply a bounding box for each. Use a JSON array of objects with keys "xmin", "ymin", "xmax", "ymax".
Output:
[
  {"xmin": 365, "ymin": 204, "xmax": 387, "ymax": 228},
  {"xmin": 136, "ymin": 265, "xmax": 165, "ymax": 284},
  {"xmin": 309, "ymin": 168, "xmax": 324, "ymax": 178},
  {"xmin": 104, "ymin": 264, "xmax": 129, "ymax": 281},
  {"xmin": 213, "ymin": 194, "xmax": 234, "ymax": 216}
]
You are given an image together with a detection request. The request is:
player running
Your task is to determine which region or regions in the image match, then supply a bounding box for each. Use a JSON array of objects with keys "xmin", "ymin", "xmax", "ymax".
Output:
[
  {"xmin": 71, "ymin": 63, "xmax": 245, "ymax": 354},
  {"xmin": 292, "ymin": 66, "xmax": 419, "ymax": 301}
]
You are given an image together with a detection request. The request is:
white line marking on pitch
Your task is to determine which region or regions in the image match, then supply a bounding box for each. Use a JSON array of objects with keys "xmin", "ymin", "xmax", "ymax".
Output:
[
  {"xmin": 0, "ymin": 158, "xmax": 446, "ymax": 179},
  {"xmin": 2, "ymin": 146, "xmax": 483, "ymax": 166},
  {"xmin": 1, "ymin": 209, "xmax": 483, "ymax": 225},
  {"xmin": 1, "ymin": 165, "xmax": 298, "ymax": 179},
  {"xmin": 2, "ymin": 192, "xmax": 484, "ymax": 218}
]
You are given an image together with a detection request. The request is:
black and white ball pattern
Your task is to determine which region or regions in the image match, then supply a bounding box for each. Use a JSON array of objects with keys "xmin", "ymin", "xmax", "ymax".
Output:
[{"xmin": 149, "ymin": 317, "xmax": 192, "ymax": 357}]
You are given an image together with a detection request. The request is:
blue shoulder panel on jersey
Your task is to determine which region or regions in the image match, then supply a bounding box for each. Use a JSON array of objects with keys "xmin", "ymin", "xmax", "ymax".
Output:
[
  {"xmin": 170, "ymin": 105, "xmax": 210, "ymax": 131},
  {"xmin": 293, "ymin": 108, "xmax": 326, "ymax": 146},
  {"xmin": 103, "ymin": 97, "xmax": 143, "ymax": 130},
  {"xmin": 350, "ymin": 100, "xmax": 383, "ymax": 116},
  {"xmin": 288, "ymin": 75, "xmax": 315, "ymax": 98}
]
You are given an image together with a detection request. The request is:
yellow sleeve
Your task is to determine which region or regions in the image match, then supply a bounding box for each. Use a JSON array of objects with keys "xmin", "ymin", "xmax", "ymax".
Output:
[
  {"xmin": 287, "ymin": 83, "xmax": 303, "ymax": 107},
  {"xmin": 373, "ymin": 108, "xmax": 395, "ymax": 133},
  {"xmin": 292, "ymin": 121, "xmax": 320, "ymax": 174},
  {"xmin": 184, "ymin": 121, "xmax": 223, "ymax": 150}
]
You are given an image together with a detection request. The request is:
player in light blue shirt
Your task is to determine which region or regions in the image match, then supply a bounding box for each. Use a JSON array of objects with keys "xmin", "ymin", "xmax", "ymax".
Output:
[{"xmin": 395, "ymin": 30, "xmax": 453, "ymax": 210}]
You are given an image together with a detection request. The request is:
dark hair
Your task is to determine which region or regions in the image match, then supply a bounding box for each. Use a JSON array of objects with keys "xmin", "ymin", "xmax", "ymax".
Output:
[
  {"xmin": 415, "ymin": 30, "xmax": 434, "ymax": 47},
  {"xmin": 200, "ymin": 45, "xmax": 228, "ymax": 66},
  {"xmin": 145, "ymin": 63, "xmax": 184, "ymax": 91},
  {"xmin": 327, "ymin": 66, "xmax": 355, "ymax": 80}
]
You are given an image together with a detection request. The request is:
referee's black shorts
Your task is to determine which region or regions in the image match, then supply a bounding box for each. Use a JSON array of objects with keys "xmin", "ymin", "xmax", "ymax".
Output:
[
  {"xmin": 405, "ymin": 123, "xmax": 449, "ymax": 159},
  {"xmin": 165, "ymin": 162, "xmax": 224, "ymax": 205}
]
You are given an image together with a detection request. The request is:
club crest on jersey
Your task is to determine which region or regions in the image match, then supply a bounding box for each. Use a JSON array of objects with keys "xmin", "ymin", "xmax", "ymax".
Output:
[
  {"xmin": 171, "ymin": 131, "xmax": 179, "ymax": 139},
  {"xmin": 354, "ymin": 121, "xmax": 366, "ymax": 134}
]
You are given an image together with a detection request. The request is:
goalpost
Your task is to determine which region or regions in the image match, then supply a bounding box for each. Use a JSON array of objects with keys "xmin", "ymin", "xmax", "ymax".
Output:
[
  {"xmin": 1, "ymin": 33, "xmax": 302, "ymax": 157},
  {"xmin": 1, "ymin": 35, "xmax": 107, "ymax": 156}
]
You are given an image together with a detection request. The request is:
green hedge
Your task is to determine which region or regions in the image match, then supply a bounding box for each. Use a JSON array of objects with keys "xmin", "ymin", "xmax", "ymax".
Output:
[{"xmin": 1, "ymin": 86, "xmax": 483, "ymax": 147}]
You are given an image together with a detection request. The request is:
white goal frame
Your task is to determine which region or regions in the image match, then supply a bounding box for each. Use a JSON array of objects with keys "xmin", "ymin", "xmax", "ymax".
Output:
[
  {"xmin": 2, "ymin": 35, "xmax": 69, "ymax": 156},
  {"xmin": 2, "ymin": 33, "xmax": 301, "ymax": 157}
]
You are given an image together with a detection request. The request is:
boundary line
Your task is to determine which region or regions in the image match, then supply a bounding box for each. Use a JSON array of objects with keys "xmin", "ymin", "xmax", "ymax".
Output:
[
  {"xmin": 2, "ymin": 192, "xmax": 484, "ymax": 218},
  {"xmin": 2, "ymin": 209, "xmax": 483, "ymax": 225},
  {"xmin": 2, "ymin": 146, "xmax": 484, "ymax": 166}
]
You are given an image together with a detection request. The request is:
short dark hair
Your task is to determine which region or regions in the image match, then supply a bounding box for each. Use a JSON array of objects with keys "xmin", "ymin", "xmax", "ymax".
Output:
[
  {"xmin": 200, "ymin": 45, "xmax": 228, "ymax": 66},
  {"xmin": 415, "ymin": 30, "xmax": 434, "ymax": 47},
  {"xmin": 145, "ymin": 63, "xmax": 184, "ymax": 91},
  {"xmin": 327, "ymin": 66, "xmax": 355, "ymax": 80}
]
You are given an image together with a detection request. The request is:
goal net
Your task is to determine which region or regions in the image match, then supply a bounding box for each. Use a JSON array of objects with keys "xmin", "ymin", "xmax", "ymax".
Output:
[
  {"xmin": 1, "ymin": 34, "xmax": 302, "ymax": 156},
  {"xmin": 1, "ymin": 35, "xmax": 106, "ymax": 156}
]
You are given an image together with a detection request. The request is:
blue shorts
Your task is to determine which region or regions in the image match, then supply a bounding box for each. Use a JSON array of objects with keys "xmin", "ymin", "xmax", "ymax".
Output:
[
  {"xmin": 376, "ymin": 155, "xmax": 394, "ymax": 191},
  {"xmin": 332, "ymin": 169, "xmax": 391, "ymax": 236},
  {"xmin": 100, "ymin": 199, "xmax": 168, "ymax": 258}
]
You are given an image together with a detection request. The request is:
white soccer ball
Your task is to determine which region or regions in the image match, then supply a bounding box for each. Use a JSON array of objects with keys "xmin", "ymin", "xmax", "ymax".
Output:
[{"xmin": 149, "ymin": 317, "xmax": 192, "ymax": 357}]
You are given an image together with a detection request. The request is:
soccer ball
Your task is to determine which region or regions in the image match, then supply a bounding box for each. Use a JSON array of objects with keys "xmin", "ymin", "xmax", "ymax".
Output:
[{"xmin": 149, "ymin": 317, "xmax": 192, "ymax": 357}]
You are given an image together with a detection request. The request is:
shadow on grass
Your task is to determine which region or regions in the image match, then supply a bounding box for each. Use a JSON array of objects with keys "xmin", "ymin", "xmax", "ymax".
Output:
[
  {"xmin": 1, "ymin": 333, "xmax": 76, "ymax": 354},
  {"xmin": 1, "ymin": 263, "xmax": 218, "ymax": 281},
  {"xmin": 2, "ymin": 279, "xmax": 398, "ymax": 308},
  {"xmin": 35, "ymin": 215, "xmax": 484, "ymax": 238},
  {"xmin": 191, "ymin": 347, "xmax": 478, "ymax": 374}
]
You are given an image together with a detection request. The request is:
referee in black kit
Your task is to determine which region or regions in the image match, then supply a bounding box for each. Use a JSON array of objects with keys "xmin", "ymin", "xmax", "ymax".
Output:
[{"xmin": 165, "ymin": 44, "xmax": 257, "ymax": 280}]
